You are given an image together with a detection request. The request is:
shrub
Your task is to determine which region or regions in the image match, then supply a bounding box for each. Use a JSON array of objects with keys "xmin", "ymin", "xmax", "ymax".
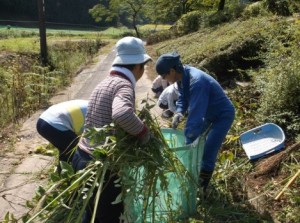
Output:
[
  {"xmin": 264, "ymin": 0, "xmax": 293, "ymax": 16},
  {"xmin": 176, "ymin": 11, "xmax": 205, "ymax": 35},
  {"xmin": 145, "ymin": 29, "xmax": 174, "ymax": 45},
  {"xmin": 256, "ymin": 25, "xmax": 300, "ymax": 138},
  {"xmin": 0, "ymin": 68, "xmax": 12, "ymax": 127},
  {"xmin": 241, "ymin": 1, "xmax": 270, "ymax": 19}
]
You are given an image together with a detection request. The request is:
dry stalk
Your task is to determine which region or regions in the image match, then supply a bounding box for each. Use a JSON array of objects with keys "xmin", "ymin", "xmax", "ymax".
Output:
[{"xmin": 274, "ymin": 169, "xmax": 300, "ymax": 200}]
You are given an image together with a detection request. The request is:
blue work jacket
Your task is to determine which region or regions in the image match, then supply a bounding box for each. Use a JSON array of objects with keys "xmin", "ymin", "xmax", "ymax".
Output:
[{"xmin": 176, "ymin": 65, "xmax": 234, "ymax": 144}]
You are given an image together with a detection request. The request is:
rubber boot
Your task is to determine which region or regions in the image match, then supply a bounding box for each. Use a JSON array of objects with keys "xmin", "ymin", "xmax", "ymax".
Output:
[{"xmin": 199, "ymin": 170, "xmax": 213, "ymax": 192}]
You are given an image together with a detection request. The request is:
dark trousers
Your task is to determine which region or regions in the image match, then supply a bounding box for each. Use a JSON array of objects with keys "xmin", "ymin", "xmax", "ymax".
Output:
[
  {"xmin": 201, "ymin": 110, "xmax": 235, "ymax": 172},
  {"xmin": 72, "ymin": 149, "xmax": 124, "ymax": 223},
  {"xmin": 36, "ymin": 118, "xmax": 78, "ymax": 162}
]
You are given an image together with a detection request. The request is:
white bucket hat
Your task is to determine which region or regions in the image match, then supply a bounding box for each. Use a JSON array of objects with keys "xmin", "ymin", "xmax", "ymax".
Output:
[{"xmin": 112, "ymin": 36, "xmax": 152, "ymax": 66}]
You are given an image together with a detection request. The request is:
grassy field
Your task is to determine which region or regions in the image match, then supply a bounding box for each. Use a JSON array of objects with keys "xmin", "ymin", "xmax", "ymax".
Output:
[
  {"xmin": 0, "ymin": 24, "xmax": 171, "ymax": 37},
  {"xmin": 0, "ymin": 24, "xmax": 171, "ymax": 53},
  {"xmin": 0, "ymin": 37, "xmax": 40, "ymax": 53}
]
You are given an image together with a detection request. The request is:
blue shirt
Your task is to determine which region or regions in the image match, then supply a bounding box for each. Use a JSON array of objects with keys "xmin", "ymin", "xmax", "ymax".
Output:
[{"xmin": 176, "ymin": 65, "xmax": 234, "ymax": 144}]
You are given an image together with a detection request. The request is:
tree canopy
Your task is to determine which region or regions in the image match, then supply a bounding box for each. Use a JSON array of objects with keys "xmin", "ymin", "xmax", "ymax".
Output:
[
  {"xmin": 88, "ymin": 0, "xmax": 228, "ymax": 35},
  {"xmin": 0, "ymin": 0, "xmax": 230, "ymax": 30}
]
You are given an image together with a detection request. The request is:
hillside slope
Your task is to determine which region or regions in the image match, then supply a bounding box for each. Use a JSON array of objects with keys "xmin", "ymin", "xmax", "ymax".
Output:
[
  {"xmin": 152, "ymin": 15, "xmax": 298, "ymax": 83},
  {"xmin": 146, "ymin": 13, "xmax": 300, "ymax": 222}
]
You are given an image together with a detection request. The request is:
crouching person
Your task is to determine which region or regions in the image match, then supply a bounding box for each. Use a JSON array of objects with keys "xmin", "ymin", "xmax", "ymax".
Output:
[
  {"xmin": 36, "ymin": 99, "xmax": 88, "ymax": 167},
  {"xmin": 151, "ymin": 75, "xmax": 169, "ymax": 98},
  {"xmin": 157, "ymin": 83, "xmax": 179, "ymax": 118}
]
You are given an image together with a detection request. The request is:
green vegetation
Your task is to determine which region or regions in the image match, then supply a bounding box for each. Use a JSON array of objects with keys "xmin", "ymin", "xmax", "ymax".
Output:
[
  {"xmin": 256, "ymin": 22, "xmax": 300, "ymax": 138},
  {"xmin": 0, "ymin": 26, "xmax": 102, "ymax": 38},
  {"xmin": 98, "ymin": 26, "xmax": 133, "ymax": 38},
  {"xmin": 0, "ymin": 24, "xmax": 165, "ymax": 128},
  {"xmin": 0, "ymin": 30, "xmax": 106, "ymax": 128},
  {"xmin": 1, "ymin": 0, "xmax": 300, "ymax": 222},
  {"xmin": 0, "ymin": 37, "xmax": 40, "ymax": 53},
  {"xmin": 18, "ymin": 105, "xmax": 194, "ymax": 223},
  {"xmin": 144, "ymin": 2, "xmax": 300, "ymax": 222}
]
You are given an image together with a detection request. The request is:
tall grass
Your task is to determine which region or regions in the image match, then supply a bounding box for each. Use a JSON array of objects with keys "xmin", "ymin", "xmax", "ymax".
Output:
[
  {"xmin": 0, "ymin": 38, "xmax": 106, "ymax": 128},
  {"xmin": 0, "ymin": 37, "xmax": 40, "ymax": 53}
]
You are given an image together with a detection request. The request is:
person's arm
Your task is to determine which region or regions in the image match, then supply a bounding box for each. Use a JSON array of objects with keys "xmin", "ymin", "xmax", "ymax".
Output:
[
  {"xmin": 184, "ymin": 78, "xmax": 210, "ymax": 144},
  {"xmin": 172, "ymin": 81, "xmax": 187, "ymax": 129},
  {"xmin": 157, "ymin": 88, "xmax": 168, "ymax": 109},
  {"xmin": 161, "ymin": 79, "xmax": 169, "ymax": 89},
  {"xmin": 112, "ymin": 84, "xmax": 146, "ymax": 136},
  {"xmin": 168, "ymin": 87, "xmax": 178, "ymax": 113},
  {"xmin": 151, "ymin": 76, "xmax": 161, "ymax": 90},
  {"xmin": 175, "ymin": 81, "xmax": 188, "ymax": 114}
]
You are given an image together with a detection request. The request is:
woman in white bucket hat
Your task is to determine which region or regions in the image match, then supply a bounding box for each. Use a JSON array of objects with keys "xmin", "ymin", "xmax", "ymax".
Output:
[{"xmin": 72, "ymin": 36, "xmax": 152, "ymax": 223}]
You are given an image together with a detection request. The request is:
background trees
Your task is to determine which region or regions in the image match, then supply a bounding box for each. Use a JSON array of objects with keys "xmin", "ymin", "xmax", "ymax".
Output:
[
  {"xmin": 91, "ymin": 0, "xmax": 149, "ymax": 37},
  {"xmin": 6, "ymin": 0, "xmax": 295, "ymax": 35},
  {"xmin": 0, "ymin": 0, "xmax": 231, "ymax": 30},
  {"xmin": 88, "ymin": 0, "xmax": 231, "ymax": 36},
  {"xmin": 0, "ymin": 0, "xmax": 100, "ymax": 28}
]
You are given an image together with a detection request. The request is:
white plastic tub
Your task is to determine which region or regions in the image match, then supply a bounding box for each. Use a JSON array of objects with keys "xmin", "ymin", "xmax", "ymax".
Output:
[{"xmin": 240, "ymin": 123, "xmax": 285, "ymax": 160}]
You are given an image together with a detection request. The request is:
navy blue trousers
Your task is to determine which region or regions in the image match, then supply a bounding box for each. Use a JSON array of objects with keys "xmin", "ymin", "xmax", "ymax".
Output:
[
  {"xmin": 201, "ymin": 110, "xmax": 235, "ymax": 172},
  {"xmin": 36, "ymin": 118, "xmax": 78, "ymax": 162}
]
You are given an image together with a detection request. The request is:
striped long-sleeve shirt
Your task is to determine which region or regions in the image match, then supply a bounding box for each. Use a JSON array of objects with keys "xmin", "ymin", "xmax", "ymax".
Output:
[{"xmin": 78, "ymin": 67, "xmax": 146, "ymax": 153}]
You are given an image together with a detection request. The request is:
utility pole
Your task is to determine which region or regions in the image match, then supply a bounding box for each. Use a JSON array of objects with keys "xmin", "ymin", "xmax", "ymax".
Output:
[
  {"xmin": 218, "ymin": 0, "xmax": 226, "ymax": 11},
  {"xmin": 37, "ymin": 0, "xmax": 47, "ymax": 66}
]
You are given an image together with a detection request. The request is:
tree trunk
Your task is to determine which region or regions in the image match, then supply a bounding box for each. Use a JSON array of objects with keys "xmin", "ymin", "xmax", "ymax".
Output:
[{"xmin": 132, "ymin": 13, "xmax": 140, "ymax": 38}]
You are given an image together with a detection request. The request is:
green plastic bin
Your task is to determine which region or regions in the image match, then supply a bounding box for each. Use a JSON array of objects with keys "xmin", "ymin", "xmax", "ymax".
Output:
[{"xmin": 124, "ymin": 128, "xmax": 205, "ymax": 223}]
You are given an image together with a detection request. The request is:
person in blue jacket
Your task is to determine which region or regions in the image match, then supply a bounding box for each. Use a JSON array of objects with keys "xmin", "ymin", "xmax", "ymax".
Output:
[
  {"xmin": 155, "ymin": 52, "xmax": 235, "ymax": 192},
  {"xmin": 36, "ymin": 99, "xmax": 88, "ymax": 164}
]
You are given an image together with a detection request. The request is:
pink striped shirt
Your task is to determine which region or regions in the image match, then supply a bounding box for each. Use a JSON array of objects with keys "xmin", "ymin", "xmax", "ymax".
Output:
[{"xmin": 78, "ymin": 68, "xmax": 146, "ymax": 153}]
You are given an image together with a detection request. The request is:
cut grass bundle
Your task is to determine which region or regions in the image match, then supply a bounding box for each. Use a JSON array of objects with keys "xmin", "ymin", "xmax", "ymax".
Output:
[{"xmin": 24, "ymin": 102, "xmax": 195, "ymax": 223}]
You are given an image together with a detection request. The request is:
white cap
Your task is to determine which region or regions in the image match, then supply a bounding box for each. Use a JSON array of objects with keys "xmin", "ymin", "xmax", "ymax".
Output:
[{"xmin": 112, "ymin": 36, "xmax": 152, "ymax": 66}]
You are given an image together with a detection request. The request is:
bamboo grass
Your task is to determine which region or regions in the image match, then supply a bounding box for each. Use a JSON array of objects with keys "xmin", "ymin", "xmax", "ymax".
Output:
[
  {"xmin": 26, "ymin": 103, "xmax": 193, "ymax": 223},
  {"xmin": 26, "ymin": 166, "xmax": 95, "ymax": 222},
  {"xmin": 90, "ymin": 163, "xmax": 108, "ymax": 223}
]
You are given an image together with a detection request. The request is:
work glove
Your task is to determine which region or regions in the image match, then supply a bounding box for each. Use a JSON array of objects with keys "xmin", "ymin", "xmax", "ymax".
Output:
[
  {"xmin": 138, "ymin": 127, "xmax": 151, "ymax": 145},
  {"xmin": 172, "ymin": 113, "xmax": 184, "ymax": 129},
  {"xmin": 199, "ymin": 170, "xmax": 213, "ymax": 192}
]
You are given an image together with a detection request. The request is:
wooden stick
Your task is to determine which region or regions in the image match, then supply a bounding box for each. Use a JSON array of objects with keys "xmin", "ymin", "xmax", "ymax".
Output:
[{"xmin": 275, "ymin": 169, "xmax": 300, "ymax": 200}]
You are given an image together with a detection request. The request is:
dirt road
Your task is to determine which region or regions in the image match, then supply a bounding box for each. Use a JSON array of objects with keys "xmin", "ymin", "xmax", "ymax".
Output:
[{"xmin": 0, "ymin": 45, "xmax": 168, "ymax": 220}]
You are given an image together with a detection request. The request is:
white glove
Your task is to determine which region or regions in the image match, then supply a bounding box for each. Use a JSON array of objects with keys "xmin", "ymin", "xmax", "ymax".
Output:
[{"xmin": 172, "ymin": 113, "xmax": 184, "ymax": 129}]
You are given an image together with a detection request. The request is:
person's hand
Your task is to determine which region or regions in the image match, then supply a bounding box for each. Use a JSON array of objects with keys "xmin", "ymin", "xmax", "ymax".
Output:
[
  {"xmin": 138, "ymin": 127, "xmax": 151, "ymax": 145},
  {"xmin": 172, "ymin": 113, "xmax": 184, "ymax": 129}
]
